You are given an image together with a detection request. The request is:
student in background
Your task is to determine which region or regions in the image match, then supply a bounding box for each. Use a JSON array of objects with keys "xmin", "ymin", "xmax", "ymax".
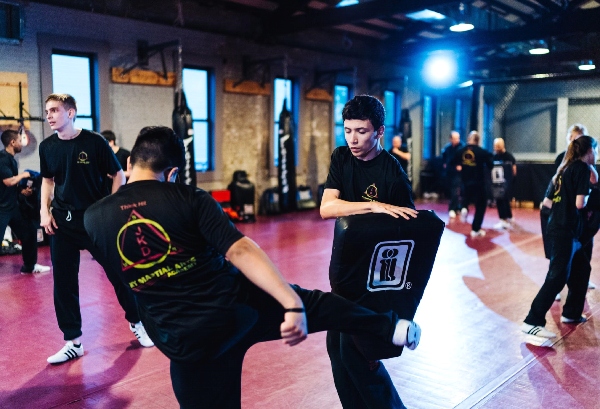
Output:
[
  {"xmin": 452, "ymin": 131, "xmax": 493, "ymax": 237},
  {"xmin": 522, "ymin": 135, "xmax": 597, "ymax": 339},
  {"xmin": 101, "ymin": 130, "xmax": 131, "ymax": 179},
  {"xmin": 40, "ymin": 93, "xmax": 153, "ymax": 365},
  {"xmin": 442, "ymin": 131, "xmax": 465, "ymax": 219},
  {"xmin": 492, "ymin": 138, "xmax": 517, "ymax": 230},
  {"xmin": 0, "ymin": 129, "xmax": 50, "ymax": 274},
  {"xmin": 389, "ymin": 134, "xmax": 411, "ymax": 176}
]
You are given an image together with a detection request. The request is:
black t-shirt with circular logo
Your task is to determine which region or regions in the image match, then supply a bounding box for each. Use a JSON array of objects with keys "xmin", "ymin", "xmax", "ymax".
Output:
[
  {"xmin": 324, "ymin": 146, "xmax": 413, "ymax": 208},
  {"xmin": 547, "ymin": 160, "xmax": 590, "ymax": 239},
  {"xmin": 84, "ymin": 180, "xmax": 245, "ymax": 363},
  {"xmin": 452, "ymin": 144, "xmax": 493, "ymax": 186},
  {"xmin": 39, "ymin": 130, "xmax": 122, "ymax": 211}
]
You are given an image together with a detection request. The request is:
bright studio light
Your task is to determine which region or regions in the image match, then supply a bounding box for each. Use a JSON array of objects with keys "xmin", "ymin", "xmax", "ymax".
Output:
[
  {"xmin": 422, "ymin": 52, "xmax": 458, "ymax": 88},
  {"xmin": 449, "ymin": 22, "xmax": 474, "ymax": 32},
  {"xmin": 529, "ymin": 40, "xmax": 549, "ymax": 55},
  {"xmin": 529, "ymin": 47, "xmax": 549, "ymax": 55},
  {"xmin": 578, "ymin": 60, "xmax": 596, "ymax": 71}
]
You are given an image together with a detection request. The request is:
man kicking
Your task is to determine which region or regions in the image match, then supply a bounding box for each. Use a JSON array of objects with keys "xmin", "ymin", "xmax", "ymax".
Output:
[{"xmin": 83, "ymin": 126, "xmax": 419, "ymax": 409}]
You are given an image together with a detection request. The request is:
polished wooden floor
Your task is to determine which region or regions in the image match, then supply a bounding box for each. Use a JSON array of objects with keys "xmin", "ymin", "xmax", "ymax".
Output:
[{"xmin": 1, "ymin": 201, "xmax": 598, "ymax": 409}]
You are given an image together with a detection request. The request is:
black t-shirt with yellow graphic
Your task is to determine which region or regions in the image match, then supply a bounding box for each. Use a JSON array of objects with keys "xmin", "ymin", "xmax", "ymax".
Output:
[
  {"xmin": 452, "ymin": 144, "xmax": 493, "ymax": 186},
  {"xmin": 324, "ymin": 146, "xmax": 414, "ymax": 208},
  {"xmin": 547, "ymin": 160, "xmax": 590, "ymax": 239},
  {"xmin": 84, "ymin": 180, "xmax": 245, "ymax": 363},
  {"xmin": 39, "ymin": 130, "xmax": 122, "ymax": 211}
]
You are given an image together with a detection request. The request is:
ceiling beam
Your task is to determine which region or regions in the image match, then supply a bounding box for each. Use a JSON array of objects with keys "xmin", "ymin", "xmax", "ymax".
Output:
[
  {"xmin": 484, "ymin": 0, "xmax": 536, "ymax": 23},
  {"xmin": 385, "ymin": 7, "xmax": 600, "ymax": 57},
  {"xmin": 268, "ymin": 0, "xmax": 312, "ymax": 20},
  {"xmin": 531, "ymin": 0, "xmax": 564, "ymax": 14},
  {"xmin": 565, "ymin": 0, "xmax": 594, "ymax": 12},
  {"xmin": 263, "ymin": 0, "xmax": 461, "ymax": 36},
  {"xmin": 469, "ymin": 49, "xmax": 600, "ymax": 71},
  {"xmin": 511, "ymin": 0, "xmax": 547, "ymax": 15}
]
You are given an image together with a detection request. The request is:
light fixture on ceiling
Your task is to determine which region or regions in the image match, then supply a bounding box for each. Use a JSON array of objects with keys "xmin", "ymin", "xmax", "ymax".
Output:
[
  {"xmin": 449, "ymin": 3, "xmax": 474, "ymax": 32},
  {"xmin": 449, "ymin": 22, "xmax": 474, "ymax": 32},
  {"xmin": 578, "ymin": 60, "xmax": 596, "ymax": 70},
  {"xmin": 529, "ymin": 40, "xmax": 549, "ymax": 55}
]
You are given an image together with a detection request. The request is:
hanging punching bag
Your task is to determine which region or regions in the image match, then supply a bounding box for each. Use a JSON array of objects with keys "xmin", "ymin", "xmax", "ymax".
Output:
[
  {"xmin": 277, "ymin": 99, "xmax": 297, "ymax": 212},
  {"xmin": 172, "ymin": 90, "xmax": 196, "ymax": 186}
]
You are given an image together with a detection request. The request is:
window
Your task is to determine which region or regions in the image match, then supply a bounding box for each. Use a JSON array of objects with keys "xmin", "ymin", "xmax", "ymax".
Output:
[
  {"xmin": 51, "ymin": 52, "xmax": 97, "ymax": 131},
  {"xmin": 334, "ymin": 85, "xmax": 350, "ymax": 147},
  {"xmin": 0, "ymin": 2, "xmax": 22, "ymax": 42},
  {"xmin": 382, "ymin": 90, "xmax": 398, "ymax": 150},
  {"xmin": 423, "ymin": 95, "xmax": 434, "ymax": 160},
  {"xmin": 183, "ymin": 67, "xmax": 213, "ymax": 172},
  {"xmin": 273, "ymin": 77, "xmax": 296, "ymax": 167}
]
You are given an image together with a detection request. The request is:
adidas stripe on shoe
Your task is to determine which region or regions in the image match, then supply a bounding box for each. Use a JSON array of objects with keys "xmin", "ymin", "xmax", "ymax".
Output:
[
  {"xmin": 520, "ymin": 323, "xmax": 556, "ymax": 338},
  {"xmin": 130, "ymin": 322, "xmax": 154, "ymax": 347},
  {"xmin": 47, "ymin": 341, "xmax": 84, "ymax": 364}
]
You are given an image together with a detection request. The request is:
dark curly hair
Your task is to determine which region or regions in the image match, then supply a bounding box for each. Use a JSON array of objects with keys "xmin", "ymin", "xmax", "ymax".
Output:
[{"xmin": 342, "ymin": 95, "xmax": 385, "ymax": 130}]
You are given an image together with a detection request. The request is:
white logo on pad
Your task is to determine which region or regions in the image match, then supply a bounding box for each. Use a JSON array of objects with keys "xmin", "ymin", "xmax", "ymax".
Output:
[{"xmin": 366, "ymin": 240, "xmax": 413, "ymax": 292}]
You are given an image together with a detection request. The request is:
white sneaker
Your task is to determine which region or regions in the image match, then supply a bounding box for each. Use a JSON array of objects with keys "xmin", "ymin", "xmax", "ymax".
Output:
[
  {"xmin": 520, "ymin": 323, "xmax": 556, "ymax": 338},
  {"xmin": 32, "ymin": 264, "xmax": 51, "ymax": 273},
  {"xmin": 449, "ymin": 210, "xmax": 457, "ymax": 218},
  {"xmin": 460, "ymin": 208, "xmax": 468, "ymax": 221},
  {"xmin": 589, "ymin": 281, "xmax": 596, "ymax": 290},
  {"xmin": 493, "ymin": 220, "xmax": 510, "ymax": 230},
  {"xmin": 470, "ymin": 229, "xmax": 486, "ymax": 238},
  {"xmin": 130, "ymin": 322, "xmax": 154, "ymax": 347},
  {"xmin": 560, "ymin": 315, "xmax": 587, "ymax": 324},
  {"xmin": 47, "ymin": 341, "xmax": 84, "ymax": 364},
  {"xmin": 392, "ymin": 319, "xmax": 421, "ymax": 350}
]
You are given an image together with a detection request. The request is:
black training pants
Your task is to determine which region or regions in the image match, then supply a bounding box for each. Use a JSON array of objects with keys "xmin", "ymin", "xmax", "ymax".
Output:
[
  {"xmin": 50, "ymin": 208, "xmax": 140, "ymax": 340},
  {"xmin": 0, "ymin": 206, "xmax": 37, "ymax": 271},
  {"xmin": 524, "ymin": 232, "xmax": 588, "ymax": 327},
  {"xmin": 462, "ymin": 184, "xmax": 487, "ymax": 232},
  {"xmin": 169, "ymin": 283, "xmax": 399, "ymax": 409}
]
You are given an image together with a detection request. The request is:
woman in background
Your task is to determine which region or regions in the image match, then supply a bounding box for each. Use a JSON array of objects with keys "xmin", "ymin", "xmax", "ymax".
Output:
[{"xmin": 522, "ymin": 135, "xmax": 597, "ymax": 339}]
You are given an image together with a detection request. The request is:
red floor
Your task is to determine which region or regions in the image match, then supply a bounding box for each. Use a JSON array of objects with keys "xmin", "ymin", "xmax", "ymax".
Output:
[{"xmin": 1, "ymin": 202, "xmax": 599, "ymax": 409}]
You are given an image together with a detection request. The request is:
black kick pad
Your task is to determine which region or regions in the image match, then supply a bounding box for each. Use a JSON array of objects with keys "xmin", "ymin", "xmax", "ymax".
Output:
[{"xmin": 329, "ymin": 211, "xmax": 444, "ymax": 360}]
